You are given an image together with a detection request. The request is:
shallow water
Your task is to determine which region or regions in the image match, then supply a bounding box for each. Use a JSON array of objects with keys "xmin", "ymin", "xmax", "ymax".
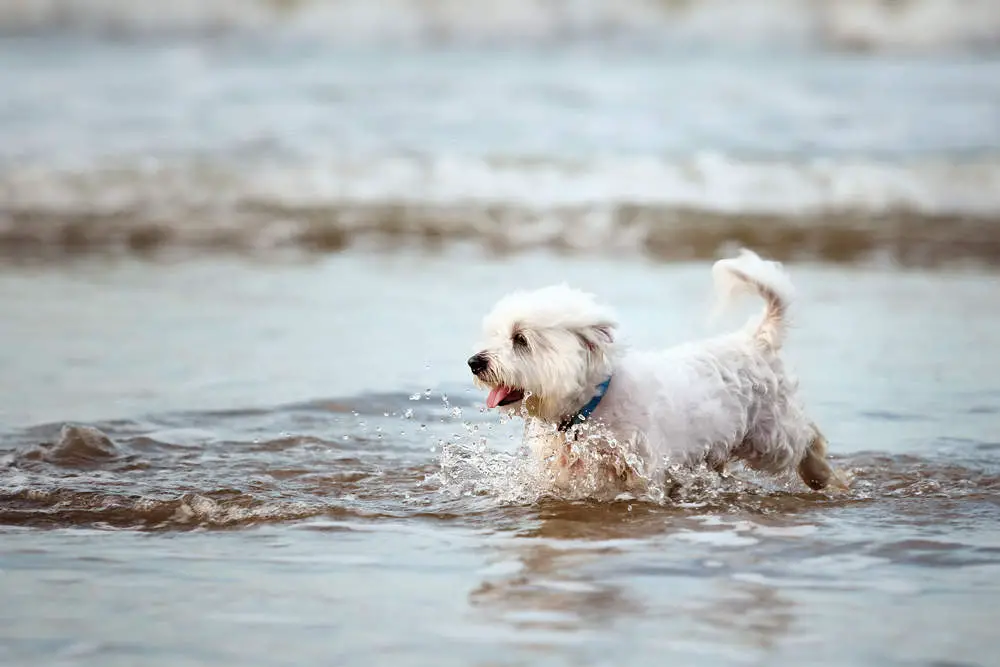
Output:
[
  {"xmin": 2, "ymin": 253, "xmax": 999, "ymax": 666},
  {"xmin": 3, "ymin": 5, "xmax": 1000, "ymax": 663}
]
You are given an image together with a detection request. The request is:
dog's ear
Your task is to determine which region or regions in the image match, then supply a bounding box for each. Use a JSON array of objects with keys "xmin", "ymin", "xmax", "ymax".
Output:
[{"xmin": 575, "ymin": 323, "xmax": 615, "ymax": 355}]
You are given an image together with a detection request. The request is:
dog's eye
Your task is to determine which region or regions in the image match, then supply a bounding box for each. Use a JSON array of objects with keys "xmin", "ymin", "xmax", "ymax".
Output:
[{"xmin": 512, "ymin": 332, "xmax": 528, "ymax": 349}]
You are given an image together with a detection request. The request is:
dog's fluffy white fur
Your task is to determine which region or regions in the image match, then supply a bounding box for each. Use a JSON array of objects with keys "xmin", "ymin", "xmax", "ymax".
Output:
[{"xmin": 468, "ymin": 248, "xmax": 846, "ymax": 495}]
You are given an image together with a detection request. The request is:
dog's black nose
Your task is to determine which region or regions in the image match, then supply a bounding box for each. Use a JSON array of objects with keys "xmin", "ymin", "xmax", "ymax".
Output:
[{"xmin": 467, "ymin": 353, "xmax": 489, "ymax": 375}]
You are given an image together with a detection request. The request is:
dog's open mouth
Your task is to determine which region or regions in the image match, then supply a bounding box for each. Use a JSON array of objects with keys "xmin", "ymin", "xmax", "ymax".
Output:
[{"xmin": 486, "ymin": 386, "xmax": 525, "ymax": 408}]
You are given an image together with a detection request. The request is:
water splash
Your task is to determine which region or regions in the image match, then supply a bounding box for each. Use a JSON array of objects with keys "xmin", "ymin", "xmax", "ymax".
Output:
[
  {"xmin": 1, "ymin": 393, "xmax": 997, "ymax": 530},
  {"xmin": 433, "ymin": 413, "xmax": 790, "ymax": 507}
]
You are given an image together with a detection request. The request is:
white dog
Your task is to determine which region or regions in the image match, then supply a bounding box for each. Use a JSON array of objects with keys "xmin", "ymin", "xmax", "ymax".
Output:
[{"xmin": 467, "ymin": 249, "xmax": 847, "ymax": 496}]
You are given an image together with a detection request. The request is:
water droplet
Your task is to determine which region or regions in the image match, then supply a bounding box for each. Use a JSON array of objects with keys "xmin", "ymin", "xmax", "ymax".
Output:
[
  {"xmin": 409, "ymin": 393, "xmax": 421, "ymax": 401},
  {"xmin": 451, "ymin": 407, "xmax": 462, "ymax": 418},
  {"xmin": 342, "ymin": 435, "xmax": 349, "ymax": 441},
  {"xmin": 403, "ymin": 408, "xmax": 414, "ymax": 419}
]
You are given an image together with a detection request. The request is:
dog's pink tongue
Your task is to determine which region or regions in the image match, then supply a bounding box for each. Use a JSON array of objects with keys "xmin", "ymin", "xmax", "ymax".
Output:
[{"xmin": 486, "ymin": 386, "xmax": 511, "ymax": 409}]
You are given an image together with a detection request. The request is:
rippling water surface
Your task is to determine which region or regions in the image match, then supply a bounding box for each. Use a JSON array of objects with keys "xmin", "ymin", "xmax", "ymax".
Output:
[{"xmin": 2, "ymin": 254, "xmax": 999, "ymax": 666}]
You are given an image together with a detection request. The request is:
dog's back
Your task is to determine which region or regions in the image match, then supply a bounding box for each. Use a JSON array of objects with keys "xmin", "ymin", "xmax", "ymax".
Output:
[
  {"xmin": 594, "ymin": 337, "xmax": 792, "ymax": 471},
  {"xmin": 586, "ymin": 250, "xmax": 846, "ymax": 489}
]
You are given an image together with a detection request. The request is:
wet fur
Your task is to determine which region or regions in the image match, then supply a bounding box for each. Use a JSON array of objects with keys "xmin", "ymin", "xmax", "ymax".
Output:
[{"xmin": 470, "ymin": 249, "xmax": 848, "ymax": 495}]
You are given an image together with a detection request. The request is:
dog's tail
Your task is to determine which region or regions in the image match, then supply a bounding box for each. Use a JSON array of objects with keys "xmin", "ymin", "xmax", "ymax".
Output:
[{"xmin": 711, "ymin": 248, "xmax": 794, "ymax": 350}]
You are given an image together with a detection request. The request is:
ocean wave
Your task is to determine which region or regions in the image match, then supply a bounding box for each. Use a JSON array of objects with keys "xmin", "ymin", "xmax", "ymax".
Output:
[
  {"xmin": 2, "ymin": 0, "xmax": 1000, "ymax": 52},
  {"xmin": 2, "ymin": 156, "xmax": 999, "ymax": 266}
]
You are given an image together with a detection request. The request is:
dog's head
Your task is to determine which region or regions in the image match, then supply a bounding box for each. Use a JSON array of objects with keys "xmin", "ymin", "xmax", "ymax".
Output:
[{"xmin": 468, "ymin": 284, "xmax": 618, "ymax": 423}]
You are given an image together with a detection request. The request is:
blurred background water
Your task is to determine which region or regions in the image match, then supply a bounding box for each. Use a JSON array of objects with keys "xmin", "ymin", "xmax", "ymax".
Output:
[
  {"xmin": 1, "ymin": 2, "xmax": 999, "ymax": 666},
  {"xmin": 2, "ymin": 0, "xmax": 1000, "ymax": 264}
]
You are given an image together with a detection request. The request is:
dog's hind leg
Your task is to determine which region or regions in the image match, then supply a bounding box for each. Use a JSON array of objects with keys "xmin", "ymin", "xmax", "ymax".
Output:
[{"xmin": 797, "ymin": 425, "xmax": 849, "ymax": 491}]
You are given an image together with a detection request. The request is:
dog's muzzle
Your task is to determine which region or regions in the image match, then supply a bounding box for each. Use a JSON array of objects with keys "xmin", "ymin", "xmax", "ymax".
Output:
[{"xmin": 467, "ymin": 353, "xmax": 489, "ymax": 376}]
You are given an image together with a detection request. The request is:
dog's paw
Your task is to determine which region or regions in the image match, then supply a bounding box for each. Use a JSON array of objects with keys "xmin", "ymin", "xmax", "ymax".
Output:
[{"xmin": 826, "ymin": 465, "xmax": 853, "ymax": 493}]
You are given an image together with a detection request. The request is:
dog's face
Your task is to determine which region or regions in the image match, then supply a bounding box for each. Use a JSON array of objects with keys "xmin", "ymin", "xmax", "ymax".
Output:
[{"xmin": 468, "ymin": 285, "xmax": 617, "ymax": 423}]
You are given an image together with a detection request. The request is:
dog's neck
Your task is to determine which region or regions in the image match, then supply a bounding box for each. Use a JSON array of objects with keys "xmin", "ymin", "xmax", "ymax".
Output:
[{"xmin": 556, "ymin": 376, "xmax": 612, "ymax": 432}]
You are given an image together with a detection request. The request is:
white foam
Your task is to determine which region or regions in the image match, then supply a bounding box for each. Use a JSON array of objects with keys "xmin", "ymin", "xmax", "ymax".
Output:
[
  {"xmin": 2, "ymin": 155, "xmax": 997, "ymax": 263},
  {"xmin": 4, "ymin": 155, "xmax": 998, "ymax": 216}
]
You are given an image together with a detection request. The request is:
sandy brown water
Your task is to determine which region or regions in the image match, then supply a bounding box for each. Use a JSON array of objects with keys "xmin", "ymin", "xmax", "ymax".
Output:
[{"xmin": 1, "ymin": 251, "xmax": 999, "ymax": 667}]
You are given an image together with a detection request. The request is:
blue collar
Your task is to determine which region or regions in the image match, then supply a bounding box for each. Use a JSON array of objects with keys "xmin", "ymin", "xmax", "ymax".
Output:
[{"xmin": 558, "ymin": 376, "xmax": 612, "ymax": 432}]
